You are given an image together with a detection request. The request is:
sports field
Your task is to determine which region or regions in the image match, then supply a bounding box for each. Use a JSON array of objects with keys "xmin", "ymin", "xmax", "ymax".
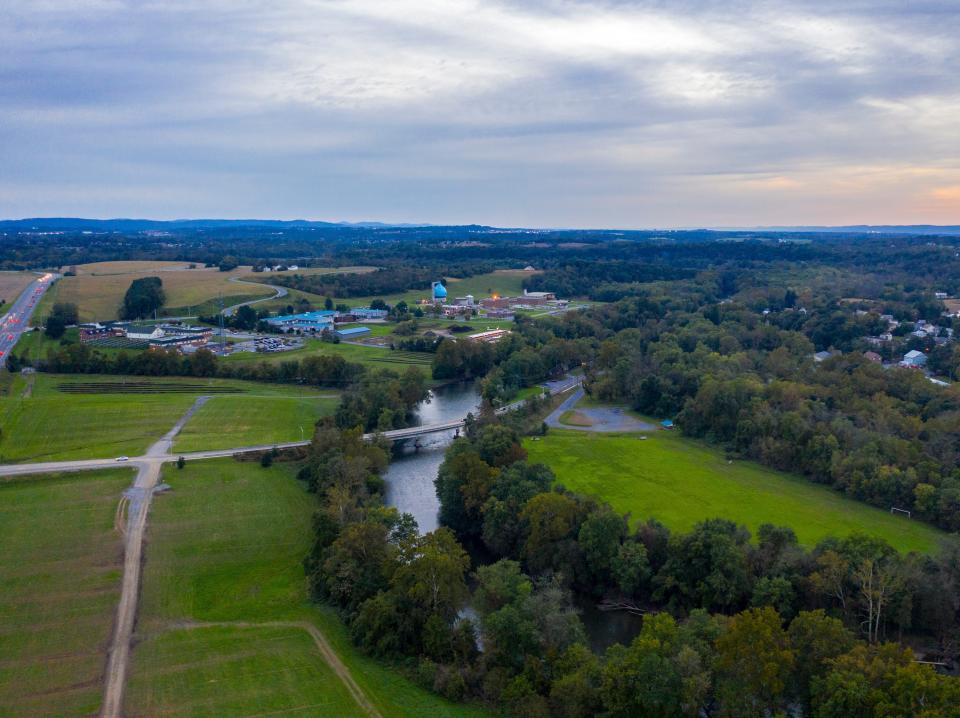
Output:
[
  {"xmin": 0, "ymin": 469, "xmax": 132, "ymax": 717},
  {"xmin": 0, "ymin": 374, "xmax": 337, "ymax": 462},
  {"xmin": 525, "ymin": 429, "xmax": 944, "ymax": 553},
  {"xmin": 128, "ymin": 458, "xmax": 488, "ymax": 717}
]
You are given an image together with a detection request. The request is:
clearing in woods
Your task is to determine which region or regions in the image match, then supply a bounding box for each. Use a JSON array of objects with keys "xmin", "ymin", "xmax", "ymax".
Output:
[
  {"xmin": 525, "ymin": 429, "xmax": 945, "ymax": 553},
  {"xmin": 127, "ymin": 458, "xmax": 489, "ymax": 718},
  {"xmin": 0, "ymin": 469, "xmax": 132, "ymax": 718}
]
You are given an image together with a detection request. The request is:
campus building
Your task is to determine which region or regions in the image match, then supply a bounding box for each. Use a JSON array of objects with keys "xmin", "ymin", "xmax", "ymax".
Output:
[
  {"xmin": 265, "ymin": 310, "xmax": 337, "ymax": 332},
  {"xmin": 468, "ymin": 328, "xmax": 510, "ymax": 343}
]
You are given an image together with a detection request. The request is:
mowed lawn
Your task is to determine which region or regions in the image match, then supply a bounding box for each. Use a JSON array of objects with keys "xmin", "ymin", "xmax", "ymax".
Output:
[
  {"xmin": 0, "ymin": 375, "xmax": 196, "ymax": 462},
  {"xmin": 173, "ymin": 394, "xmax": 338, "ymax": 452},
  {"xmin": 0, "ymin": 469, "xmax": 132, "ymax": 717},
  {"xmin": 525, "ymin": 430, "xmax": 944, "ymax": 553},
  {"xmin": 128, "ymin": 459, "xmax": 488, "ymax": 717},
  {"xmin": 0, "ymin": 374, "xmax": 337, "ymax": 462},
  {"xmin": 126, "ymin": 625, "xmax": 367, "ymax": 718}
]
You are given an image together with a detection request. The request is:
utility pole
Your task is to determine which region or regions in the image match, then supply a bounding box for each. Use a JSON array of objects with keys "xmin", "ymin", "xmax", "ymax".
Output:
[{"xmin": 219, "ymin": 293, "xmax": 225, "ymax": 352}]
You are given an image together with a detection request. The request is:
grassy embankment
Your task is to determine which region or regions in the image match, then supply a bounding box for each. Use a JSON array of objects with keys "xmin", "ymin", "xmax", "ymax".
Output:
[
  {"xmin": 0, "ymin": 374, "xmax": 337, "ymax": 462},
  {"xmin": 525, "ymin": 429, "xmax": 944, "ymax": 554},
  {"xmin": 127, "ymin": 459, "xmax": 489, "ymax": 718},
  {"xmin": 0, "ymin": 469, "xmax": 132, "ymax": 717}
]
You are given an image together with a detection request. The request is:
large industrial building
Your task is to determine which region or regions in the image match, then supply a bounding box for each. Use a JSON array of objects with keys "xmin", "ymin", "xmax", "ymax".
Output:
[{"xmin": 265, "ymin": 310, "xmax": 337, "ymax": 331}]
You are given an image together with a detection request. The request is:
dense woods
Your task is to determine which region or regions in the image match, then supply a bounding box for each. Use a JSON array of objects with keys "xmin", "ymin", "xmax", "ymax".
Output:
[
  {"xmin": 120, "ymin": 276, "xmax": 166, "ymax": 319},
  {"xmin": 304, "ymin": 415, "xmax": 960, "ymax": 716}
]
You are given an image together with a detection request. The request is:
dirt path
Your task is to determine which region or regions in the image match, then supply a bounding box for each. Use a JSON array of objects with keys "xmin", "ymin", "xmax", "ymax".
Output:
[
  {"xmin": 99, "ymin": 396, "xmax": 208, "ymax": 718},
  {"xmin": 171, "ymin": 620, "xmax": 383, "ymax": 718}
]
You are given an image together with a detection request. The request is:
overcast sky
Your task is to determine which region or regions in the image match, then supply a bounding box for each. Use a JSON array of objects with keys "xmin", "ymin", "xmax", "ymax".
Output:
[{"xmin": 2, "ymin": 0, "xmax": 959, "ymax": 227}]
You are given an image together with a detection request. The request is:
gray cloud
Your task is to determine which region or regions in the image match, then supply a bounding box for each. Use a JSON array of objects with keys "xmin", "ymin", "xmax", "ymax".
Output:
[{"xmin": 1, "ymin": 0, "xmax": 959, "ymax": 226}]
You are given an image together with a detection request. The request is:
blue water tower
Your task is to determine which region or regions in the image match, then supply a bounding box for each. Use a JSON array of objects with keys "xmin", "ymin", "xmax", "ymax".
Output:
[{"xmin": 432, "ymin": 281, "xmax": 448, "ymax": 302}]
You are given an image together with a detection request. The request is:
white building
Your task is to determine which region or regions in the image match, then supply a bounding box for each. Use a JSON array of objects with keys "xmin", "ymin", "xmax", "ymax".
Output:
[
  {"xmin": 126, "ymin": 326, "xmax": 165, "ymax": 341},
  {"xmin": 900, "ymin": 350, "xmax": 928, "ymax": 368}
]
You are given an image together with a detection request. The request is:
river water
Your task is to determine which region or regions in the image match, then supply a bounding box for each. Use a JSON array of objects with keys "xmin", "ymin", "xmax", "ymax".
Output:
[
  {"xmin": 382, "ymin": 381, "xmax": 482, "ymax": 533},
  {"xmin": 382, "ymin": 381, "xmax": 642, "ymax": 651}
]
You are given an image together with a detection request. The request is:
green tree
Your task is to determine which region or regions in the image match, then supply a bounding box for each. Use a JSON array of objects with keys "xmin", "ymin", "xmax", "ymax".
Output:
[
  {"xmin": 121, "ymin": 276, "xmax": 166, "ymax": 319},
  {"xmin": 714, "ymin": 606, "xmax": 794, "ymax": 717},
  {"xmin": 656, "ymin": 518, "xmax": 752, "ymax": 610},
  {"xmin": 577, "ymin": 507, "xmax": 626, "ymax": 588},
  {"xmin": 787, "ymin": 610, "xmax": 855, "ymax": 710},
  {"xmin": 521, "ymin": 492, "xmax": 580, "ymax": 576},
  {"xmin": 611, "ymin": 541, "xmax": 651, "ymax": 597},
  {"xmin": 392, "ymin": 528, "xmax": 469, "ymax": 621}
]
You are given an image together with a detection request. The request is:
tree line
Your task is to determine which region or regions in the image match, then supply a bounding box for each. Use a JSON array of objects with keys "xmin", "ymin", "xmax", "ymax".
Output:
[{"xmin": 303, "ymin": 414, "xmax": 960, "ymax": 717}]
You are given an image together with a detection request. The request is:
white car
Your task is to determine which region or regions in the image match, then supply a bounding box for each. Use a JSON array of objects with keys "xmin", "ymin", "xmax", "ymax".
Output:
[{"xmin": 115, "ymin": 456, "xmax": 129, "ymax": 462}]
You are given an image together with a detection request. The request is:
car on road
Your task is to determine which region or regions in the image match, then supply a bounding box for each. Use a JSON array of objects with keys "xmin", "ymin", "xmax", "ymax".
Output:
[{"xmin": 115, "ymin": 456, "xmax": 129, "ymax": 462}]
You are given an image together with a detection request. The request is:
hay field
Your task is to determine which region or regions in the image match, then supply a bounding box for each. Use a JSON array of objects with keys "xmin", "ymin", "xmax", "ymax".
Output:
[
  {"xmin": 0, "ymin": 271, "xmax": 36, "ymax": 306},
  {"xmin": 52, "ymin": 262, "xmax": 274, "ymax": 321}
]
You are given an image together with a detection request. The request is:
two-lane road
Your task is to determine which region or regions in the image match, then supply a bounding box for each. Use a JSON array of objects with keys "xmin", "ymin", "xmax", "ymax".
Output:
[{"xmin": 0, "ymin": 272, "xmax": 58, "ymax": 360}]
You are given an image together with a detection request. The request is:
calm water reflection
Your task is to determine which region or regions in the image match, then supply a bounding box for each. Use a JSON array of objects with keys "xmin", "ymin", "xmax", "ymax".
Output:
[
  {"xmin": 382, "ymin": 382, "xmax": 481, "ymax": 533},
  {"xmin": 383, "ymin": 381, "xmax": 641, "ymax": 652}
]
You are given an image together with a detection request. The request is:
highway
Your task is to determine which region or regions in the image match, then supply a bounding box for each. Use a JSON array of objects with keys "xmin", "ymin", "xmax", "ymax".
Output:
[{"xmin": 0, "ymin": 272, "xmax": 57, "ymax": 360}]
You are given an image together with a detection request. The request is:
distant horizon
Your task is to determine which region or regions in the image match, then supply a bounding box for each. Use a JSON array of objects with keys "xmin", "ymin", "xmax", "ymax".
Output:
[
  {"xmin": 4, "ymin": 2, "xmax": 959, "ymax": 226},
  {"xmin": 3, "ymin": 216, "xmax": 960, "ymax": 234}
]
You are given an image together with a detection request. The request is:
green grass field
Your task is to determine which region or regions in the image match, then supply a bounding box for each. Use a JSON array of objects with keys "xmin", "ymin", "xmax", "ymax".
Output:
[
  {"xmin": 0, "ymin": 469, "xmax": 132, "ymax": 717},
  {"xmin": 0, "ymin": 374, "xmax": 337, "ymax": 462},
  {"xmin": 128, "ymin": 458, "xmax": 488, "ymax": 717},
  {"xmin": 126, "ymin": 625, "xmax": 367, "ymax": 718},
  {"xmin": 525, "ymin": 430, "xmax": 944, "ymax": 553},
  {"xmin": 223, "ymin": 336, "xmax": 434, "ymax": 374},
  {"xmin": 174, "ymin": 394, "xmax": 338, "ymax": 452},
  {"xmin": 304, "ymin": 269, "xmax": 535, "ymax": 308}
]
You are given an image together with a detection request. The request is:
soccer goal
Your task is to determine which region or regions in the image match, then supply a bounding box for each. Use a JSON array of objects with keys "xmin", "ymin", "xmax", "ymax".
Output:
[{"xmin": 890, "ymin": 507, "xmax": 912, "ymax": 518}]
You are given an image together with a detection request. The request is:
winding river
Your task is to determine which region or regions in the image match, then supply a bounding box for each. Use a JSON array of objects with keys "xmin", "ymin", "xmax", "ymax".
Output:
[
  {"xmin": 382, "ymin": 382, "xmax": 642, "ymax": 651},
  {"xmin": 382, "ymin": 381, "xmax": 482, "ymax": 533}
]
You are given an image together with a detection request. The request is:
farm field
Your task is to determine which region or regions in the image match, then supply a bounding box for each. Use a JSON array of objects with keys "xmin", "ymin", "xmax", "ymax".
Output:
[
  {"xmin": 128, "ymin": 458, "xmax": 488, "ymax": 718},
  {"xmin": 0, "ymin": 468, "xmax": 131, "ymax": 718},
  {"xmin": 0, "ymin": 374, "xmax": 336, "ymax": 462},
  {"xmin": 125, "ymin": 625, "xmax": 367, "ymax": 718},
  {"xmin": 48, "ymin": 262, "xmax": 275, "ymax": 321},
  {"xmin": 524, "ymin": 429, "xmax": 944, "ymax": 553},
  {"xmin": 0, "ymin": 270, "xmax": 35, "ymax": 309},
  {"xmin": 173, "ymin": 393, "xmax": 338, "ymax": 452}
]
